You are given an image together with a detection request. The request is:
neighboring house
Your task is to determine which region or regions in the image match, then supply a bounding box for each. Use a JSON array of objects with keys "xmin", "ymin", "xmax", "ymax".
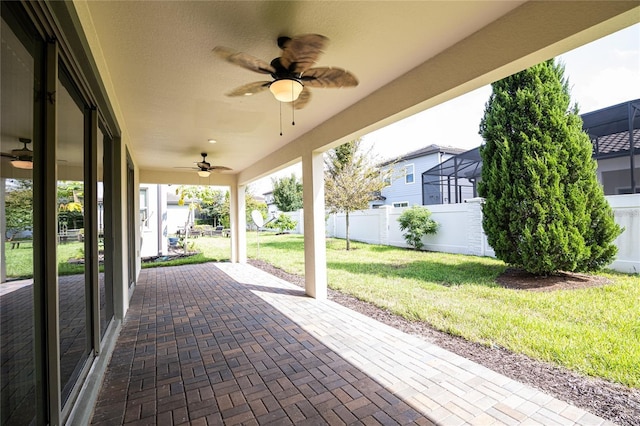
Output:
[
  {"xmin": 583, "ymin": 99, "xmax": 640, "ymax": 195},
  {"xmin": 421, "ymin": 146, "xmax": 481, "ymax": 205},
  {"xmin": 380, "ymin": 100, "xmax": 639, "ymax": 207},
  {"xmin": 139, "ymin": 184, "xmax": 194, "ymax": 257},
  {"xmin": 374, "ymin": 144, "xmax": 465, "ymax": 208},
  {"xmin": 263, "ymin": 190, "xmax": 279, "ymax": 219}
]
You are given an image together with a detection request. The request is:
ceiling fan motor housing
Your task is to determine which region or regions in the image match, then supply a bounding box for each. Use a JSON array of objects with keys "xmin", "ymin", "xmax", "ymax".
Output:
[
  {"xmin": 197, "ymin": 152, "xmax": 211, "ymax": 170},
  {"xmin": 12, "ymin": 138, "xmax": 33, "ymax": 159}
]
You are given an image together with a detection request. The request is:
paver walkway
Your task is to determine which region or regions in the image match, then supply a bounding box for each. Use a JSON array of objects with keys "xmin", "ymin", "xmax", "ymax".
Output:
[{"xmin": 91, "ymin": 263, "xmax": 613, "ymax": 425}]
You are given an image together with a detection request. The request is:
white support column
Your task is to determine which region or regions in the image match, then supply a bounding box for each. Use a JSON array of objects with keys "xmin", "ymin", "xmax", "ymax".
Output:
[
  {"xmin": 157, "ymin": 184, "xmax": 168, "ymax": 255},
  {"xmin": 230, "ymin": 182, "xmax": 247, "ymax": 263},
  {"xmin": 302, "ymin": 150, "xmax": 327, "ymax": 299}
]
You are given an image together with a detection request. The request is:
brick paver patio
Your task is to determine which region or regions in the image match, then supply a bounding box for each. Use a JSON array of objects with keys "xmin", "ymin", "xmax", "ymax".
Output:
[{"xmin": 91, "ymin": 263, "xmax": 612, "ymax": 425}]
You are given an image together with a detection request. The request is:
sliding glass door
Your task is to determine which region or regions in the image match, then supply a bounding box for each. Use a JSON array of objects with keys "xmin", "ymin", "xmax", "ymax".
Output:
[{"xmin": 0, "ymin": 4, "xmax": 45, "ymax": 424}]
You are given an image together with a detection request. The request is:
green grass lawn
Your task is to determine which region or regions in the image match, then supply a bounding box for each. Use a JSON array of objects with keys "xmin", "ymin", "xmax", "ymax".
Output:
[
  {"xmin": 4, "ymin": 237, "xmax": 231, "ymax": 276},
  {"xmin": 141, "ymin": 236, "xmax": 231, "ymax": 268},
  {"xmin": 247, "ymin": 233, "xmax": 640, "ymax": 389},
  {"xmin": 5, "ymin": 241, "xmax": 87, "ymax": 277},
  {"xmin": 4, "ymin": 242, "xmax": 35, "ymax": 278}
]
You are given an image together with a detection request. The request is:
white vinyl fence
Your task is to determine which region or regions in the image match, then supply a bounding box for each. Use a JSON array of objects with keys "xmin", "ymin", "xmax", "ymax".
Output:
[{"xmin": 283, "ymin": 194, "xmax": 639, "ymax": 274}]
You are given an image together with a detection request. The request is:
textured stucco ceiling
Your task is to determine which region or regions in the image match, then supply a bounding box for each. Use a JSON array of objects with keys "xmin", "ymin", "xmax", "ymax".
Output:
[{"xmin": 72, "ymin": 1, "xmax": 639, "ymax": 186}]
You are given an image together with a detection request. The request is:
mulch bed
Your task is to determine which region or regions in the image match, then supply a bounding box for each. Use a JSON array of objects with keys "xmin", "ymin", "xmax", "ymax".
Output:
[
  {"xmin": 497, "ymin": 267, "xmax": 612, "ymax": 291},
  {"xmin": 248, "ymin": 259, "xmax": 640, "ymax": 426},
  {"xmin": 141, "ymin": 253, "xmax": 197, "ymax": 263}
]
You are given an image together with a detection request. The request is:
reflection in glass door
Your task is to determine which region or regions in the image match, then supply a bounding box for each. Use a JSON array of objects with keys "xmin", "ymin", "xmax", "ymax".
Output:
[
  {"xmin": 57, "ymin": 68, "xmax": 90, "ymax": 406},
  {"xmin": 0, "ymin": 11, "xmax": 41, "ymax": 425}
]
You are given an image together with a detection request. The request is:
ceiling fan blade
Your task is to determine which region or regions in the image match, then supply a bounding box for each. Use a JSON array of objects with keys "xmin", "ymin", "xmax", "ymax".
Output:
[
  {"xmin": 279, "ymin": 34, "xmax": 328, "ymax": 74},
  {"xmin": 213, "ymin": 46, "xmax": 275, "ymax": 74},
  {"xmin": 285, "ymin": 87, "xmax": 311, "ymax": 110},
  {"xmin": 301, "ymin": 67, "xmax": 359, "ymax": 88},
  {"xmin": 209, "ymin": 166, "xmax": 232, "ymax": 172},
  {"xmin": 1, "ymin": 152, "xmax": 17, "ymax": 159},
  {"xmin": 225, "ymin": 81, "xmax": 271, "ymax": 97}
]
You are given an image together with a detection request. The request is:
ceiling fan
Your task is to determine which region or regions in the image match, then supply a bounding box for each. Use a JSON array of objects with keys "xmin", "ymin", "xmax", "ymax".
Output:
[
  {"xmin": 213, "ymin": 34, "xmax": 358, "ymax": 110},
  {"xmin": 175, "ymin": 152, "xmax": 232, "ymax": 177},
  {"xmin": 1, "ymin": 138, "xmax": 33, "ymax": 170}
]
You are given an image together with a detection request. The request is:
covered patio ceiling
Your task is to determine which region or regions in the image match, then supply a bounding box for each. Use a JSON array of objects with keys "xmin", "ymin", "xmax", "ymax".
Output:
[{"xmin": 68, "ymin": 1, "xmax": 638, "ymax": 187}]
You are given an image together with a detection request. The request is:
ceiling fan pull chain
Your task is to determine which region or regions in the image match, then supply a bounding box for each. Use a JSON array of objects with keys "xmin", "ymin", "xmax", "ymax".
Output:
[
  {"xmin": 292, "ymin": 103, "xmax": 295, "ymax": 126},
  {"xmin": 291, "ymin": 80, "xmax": 296, "ymax": 126},
  {"xmin": 279, "ymin": 101, "xmax": 283, "ymax": 136}
]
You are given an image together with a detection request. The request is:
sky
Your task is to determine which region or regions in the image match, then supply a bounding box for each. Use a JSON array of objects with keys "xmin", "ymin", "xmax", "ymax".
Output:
[{"xmin": 252, "ymin": 23, "xmax": 639, "ymax": 194}]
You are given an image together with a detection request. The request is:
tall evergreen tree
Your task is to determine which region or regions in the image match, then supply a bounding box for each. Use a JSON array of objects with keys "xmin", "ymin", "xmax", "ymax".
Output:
[
  {"xmin": 272, "ymin": 174, "xmax": 303, "ymax": 212},
  {"xmin": 478, "ymin": 59, "xmax": 621, "ymax": 275}
]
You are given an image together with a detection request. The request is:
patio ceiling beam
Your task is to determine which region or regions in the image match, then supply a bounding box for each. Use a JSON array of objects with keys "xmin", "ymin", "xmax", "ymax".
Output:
[{"xmin": 138, "ymin": 169, "xmax": 237, "ymax": 186}]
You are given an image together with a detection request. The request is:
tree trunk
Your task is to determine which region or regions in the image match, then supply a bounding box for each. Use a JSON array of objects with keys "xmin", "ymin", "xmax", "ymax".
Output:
[{"xmin": 346, "ymin": 211, "xmax": 350, "ymax": 251}]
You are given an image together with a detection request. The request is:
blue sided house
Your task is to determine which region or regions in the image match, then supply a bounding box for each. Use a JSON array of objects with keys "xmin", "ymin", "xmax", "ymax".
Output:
[{"xmin": 373, "ymin": 144, "xmax": 465, "ymax": 208}]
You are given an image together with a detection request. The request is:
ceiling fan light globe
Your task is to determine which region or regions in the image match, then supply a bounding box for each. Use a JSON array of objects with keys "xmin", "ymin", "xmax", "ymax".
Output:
[
  {"xmin": 269, "ymin": 79, "xmax": 303, "ymax": 102},
  {"xmin": 197, "ymin": 170, "xmax": 211, "ymax": 178},
  {"xmin": 11, "ymin": 159, "xmax": 33, "ymax": 170}
]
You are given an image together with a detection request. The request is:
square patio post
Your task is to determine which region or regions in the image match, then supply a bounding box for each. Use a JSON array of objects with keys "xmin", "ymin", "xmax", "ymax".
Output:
[
  {"xmin": 302, "ymin": 150, "xmax": 327, "ymax": 299},
  {"xmin": 230, "ymin": 182, "xmax": 247, "ymax": 263}
]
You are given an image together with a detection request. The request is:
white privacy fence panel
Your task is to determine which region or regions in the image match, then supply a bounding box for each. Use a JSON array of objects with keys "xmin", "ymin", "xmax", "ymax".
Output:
[
  {"xmin": 292, "ymin": 194, "xmax": 639, "ymax": 273},
  {"xmin": 608, "ymin": 195, "xmax": 640, "ymax": 274},
  {"xmin": 329, "ymin": 202, "xmax": 479, "ymax": 255},
  {"xmin": 407, "ymin": 204, "xmax": 470, "ymax": 254},
  {"xmin": 282, "ymin": 211, "xmax": 304, "ymax": 234},
  {"xmin": 346, "ymin": 210, "xmax": 386, "ymax": 245}
]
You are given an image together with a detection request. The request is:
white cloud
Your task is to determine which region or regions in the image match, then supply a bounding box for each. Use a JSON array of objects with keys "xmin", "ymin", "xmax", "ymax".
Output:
[
  {"xmin": 560, "ymin": 23, "xmax": 639, "ymax": 112},
  {"xmin": 569, "ymin": 66, "xmax": 639, "ymax": 113}
]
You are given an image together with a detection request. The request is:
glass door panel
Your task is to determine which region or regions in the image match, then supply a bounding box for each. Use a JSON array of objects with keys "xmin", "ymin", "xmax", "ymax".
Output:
[
  {"xmin": 57, "ymin": 69, "xmax": 89, "ymax": 406},
  {"xmin": 97, "ymin": 127, "xmax": 113, "ymax": 338},
  {"xmin": 0, "ymin": 13, "xmax": 38, "ymax": 426}
]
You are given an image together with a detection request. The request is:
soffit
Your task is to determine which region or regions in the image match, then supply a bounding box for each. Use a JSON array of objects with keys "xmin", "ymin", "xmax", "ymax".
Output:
[
  {"xmin": 81, "ymin": 1, "xmax": 523, "ymax": 178},
  {"xmin": 76, "ymin": 1, "xmax": 638, "ymax": 185}
]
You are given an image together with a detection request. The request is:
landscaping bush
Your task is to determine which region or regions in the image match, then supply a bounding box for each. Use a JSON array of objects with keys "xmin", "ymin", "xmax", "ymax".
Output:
[
  {"xmin": 265, "ymin": 213, "xmax": 297, "ymax": 234},
  {"xmin": 397, "ymin": 206, "xmax": 438, "ymax": 250}
]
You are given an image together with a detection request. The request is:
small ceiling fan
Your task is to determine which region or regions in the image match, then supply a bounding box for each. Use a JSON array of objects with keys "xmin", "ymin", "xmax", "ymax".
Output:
[
  {"xmin": 213, "ymin": 34, "xmax": 358, "ymax": 110},
  {"xmin": 1, "ymin": 138, "xmax": 33, "ymax": 170},
  {"xmin": 175, "ymin": 153, "xmax": 232, "ymax": 177}
]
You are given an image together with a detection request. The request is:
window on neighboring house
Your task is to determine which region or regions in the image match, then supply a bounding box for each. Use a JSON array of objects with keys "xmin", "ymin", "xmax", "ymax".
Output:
[
  {"xmin": 140, "ymin": 188, "xmax": 149, "ymax": 230},
  {"xmin": 382, "ymin": 169, "xmax": 391, "ymax": 185},
  {"xmin": 393, "ymin": 201, "xmax": 409, "ymax": 208},
  {"xmin": 405, "ymin": 164, "xmax": 415, "ymax": 184}
]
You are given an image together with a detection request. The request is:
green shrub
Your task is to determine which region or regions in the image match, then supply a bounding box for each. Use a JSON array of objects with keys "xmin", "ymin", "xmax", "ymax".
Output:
[
  {"xmin": 265, "ymin": 214, "xmax": 297, "ymax": 234},
  {"xmin": 397, "ymin": 206, "xmax": 438, "ymax": 250}
]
